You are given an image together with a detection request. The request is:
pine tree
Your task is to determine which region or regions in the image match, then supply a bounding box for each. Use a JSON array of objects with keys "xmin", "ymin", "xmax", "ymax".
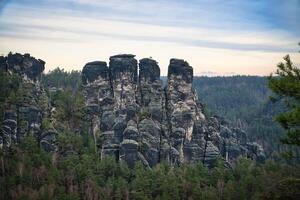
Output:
[{"xmin": 268, "ymin": 54, "xmax": 300, "ymax": 149}]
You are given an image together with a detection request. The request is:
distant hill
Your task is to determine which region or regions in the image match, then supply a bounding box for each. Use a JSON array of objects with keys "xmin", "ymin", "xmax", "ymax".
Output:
[
  {"xmin": 192, "ymin": 76, "xmax": 290, "ymax": 159},
  {"xmin": 137, "ymin": 76, "xmax": 287, "ymax": 159}
]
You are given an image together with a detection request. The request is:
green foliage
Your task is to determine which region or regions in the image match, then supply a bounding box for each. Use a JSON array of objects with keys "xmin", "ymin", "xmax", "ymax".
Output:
[
  {"xmin": 193, "ymin": 76, "xmax": 290, "ymax": 160},
  {"xmin": 2, "ymin": 143, "xmax": 300, "ymax": 200},
  {"xmin": 52, "ymin": 89, "xmax": 86, "ymax": 130},
  {"xmin": 259, "ymin": 178, "xmax": 300, "ymax": 199},
  {"xmin": 57, "ymin": 131, "xmax": 84, "ymax": 155},
  {"xmin": 41, "ymin": 67, "xmax": 81, "ymax": 91},
  {"xmin": 41, "ymin": 117, "xmax": 51, "ymax": 130},
  {"xmin": 268, "ymin": 55, "xmax": 300, "ymax": 153},
  {"xmin": 2, "ymin": 58, "xmax": 300, "ymax": 199},
  {"xmin": 138, "ymin": 109, "xmax": 151, "ymax": 120},
  {"xmin": 0, "ymin": 71, "xmax": 23, "ymax": 122}
]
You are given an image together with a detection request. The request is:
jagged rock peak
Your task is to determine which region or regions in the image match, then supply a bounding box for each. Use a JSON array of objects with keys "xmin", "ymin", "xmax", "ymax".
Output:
[
  {"xmin": 0, "ymin": 53, "xmax": 45, "ymax": 82},
  {"xmin": 82, "ymin": 61, "xmax": 109, "ymax": 85},
  {"xmin": 139, "ymin": 58, "xmax": 160, "ymax": 82},
  {"xmin": 168, "ymin": 58, "xmax": 193, "ymax": 83}
]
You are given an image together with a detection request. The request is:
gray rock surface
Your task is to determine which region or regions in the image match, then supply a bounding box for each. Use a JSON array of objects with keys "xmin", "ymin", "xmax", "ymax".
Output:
[
  {"xmin": 81, "ymin": 55, "xmax": 265, "ymax": 168},
  {"xmin": 0, "ymin": 53, "xmax": 56, "ymax": 151},
  {"xmin": 109, "ymin": 54, "xmax": 138, "ymax": 112},
  {"xmin": 1, "ymin": 52, "xmax": 266, "ymax": 168}
]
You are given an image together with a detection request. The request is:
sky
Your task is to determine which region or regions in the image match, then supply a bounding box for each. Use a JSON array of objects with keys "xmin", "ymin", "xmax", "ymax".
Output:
[{"xmin": 0, "ymin": 0, "xmax": 299, "ymax": 76}]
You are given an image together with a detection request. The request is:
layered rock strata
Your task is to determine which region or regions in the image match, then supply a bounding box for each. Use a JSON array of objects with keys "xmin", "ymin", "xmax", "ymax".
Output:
[
  {"xmin": 82, "ymin": 54, "xmax": 266, "ymax": 167},
  {"xmin": 0, "ymin": 53, "xmax": 265, "ymax": 167},
  {"xmin": 0, "ymin": 53, "xmax": 56, "ymax": 151}
]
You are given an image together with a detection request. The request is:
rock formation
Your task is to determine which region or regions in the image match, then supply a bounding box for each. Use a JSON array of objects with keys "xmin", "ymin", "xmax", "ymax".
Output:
[
  {"xmin": 0, "ymin": 53, "xmax": 56, "ymax": 151},
  {"xmin": 0, "ymin": 52, "xmax": 265, "ymax": 167},
  {"xmin": 82, "ymin": 54, "xmax": 266, "ymax": 167}
]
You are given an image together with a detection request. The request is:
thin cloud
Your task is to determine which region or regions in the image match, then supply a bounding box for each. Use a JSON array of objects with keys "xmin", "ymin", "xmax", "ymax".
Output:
[
  {"xmin": 0, "ymin": 16, "xmax": 298, "ymax": 53},
  {"xmin": 5, "ymin": 0, "xmax": 299, "ymax": 32},
  {"xmin": 0, "ymin": 0, "xmax": 299, "ymax": 75}
]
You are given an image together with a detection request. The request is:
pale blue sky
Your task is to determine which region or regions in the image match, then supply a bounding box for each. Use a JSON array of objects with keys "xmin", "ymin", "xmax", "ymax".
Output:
[{"xmin": 0, "ymin": 0, "xmax": 299, "ymax": 75}]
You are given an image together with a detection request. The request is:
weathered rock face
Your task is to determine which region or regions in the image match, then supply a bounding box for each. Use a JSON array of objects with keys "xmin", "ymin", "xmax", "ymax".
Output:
[
  {"xmin": 0, "ymin": 52, "xmax": 265, "ymax": 167},
  {"xmin": 82, "ymin": 55, "xmax": 266, "ymax": 168},
  {"xmin": 137, "ymin": 58, "xmax": 166, "ymax": 166},
  {"xmin": 1, "ymin": 111, "xmax": 17, "ymax": 147},
  {"xmin": 0, "ymin": 53, "xmax": 45, "ymax": 82},
  {"xmin": 138, "ymin": 58, "xmax": 165, "ymax": 121},
  {"xmin": 0, "ymin": 53, "xmax": 56, "ymax": 151},
  {"xmin": 82, "ymin": 55, "xmax": 142, "ymax": 165},
  {"xmin": 108, "ymin": 55, "xmax": 146, "ymax": 165},
  {"xmin": 109, "ymin": 54, "xmax": 138, "ymax": 112},
  {"xmin": 82, "ymin": 61, "xmax": 113, "ymax": 111},
  {"xmin": 81, "ymin": 61, "xmax": 117, "ymax": 158},
  {"xmin": 166, "ymin": 59, "xmax": 205, "ymax": 163}
]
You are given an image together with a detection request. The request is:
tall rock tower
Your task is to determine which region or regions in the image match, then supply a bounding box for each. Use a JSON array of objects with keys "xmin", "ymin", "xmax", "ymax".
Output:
[
  {"xmin": 0, "ymin": 53, "xmax": 56, "ymax": 151},
  {"xmin": 81, "ymin": 55, "xmax": 266, "ymax": 168}
]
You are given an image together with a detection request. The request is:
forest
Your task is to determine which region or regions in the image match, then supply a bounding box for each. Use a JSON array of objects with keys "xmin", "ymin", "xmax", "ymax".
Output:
[
  {"xmin": 0, "ymin": 65, "xmax": 300, "ymax": 199},
  {"xmin": 193, "ymin": 76, "xmax": 297, "ymax": 162},
  {"xmin": 1, "ymin": 0, "xmax": 299, "ymax": 199},
  {"xmin": 1, "ymin": 134, "xmax": 299, "ymax": 200},
  {"xmin": 0, "ymin": 58, "xmax": 299, "ymax": 199}
]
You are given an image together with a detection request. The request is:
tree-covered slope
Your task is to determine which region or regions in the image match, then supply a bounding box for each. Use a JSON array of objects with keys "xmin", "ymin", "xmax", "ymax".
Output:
[
  {"xmin": 193, "ymin": 76, "xmax": 289, "ymax": 159},
  {"xmin": 2, "ymin": 136, "xmax": 300, "ymax": 200}
]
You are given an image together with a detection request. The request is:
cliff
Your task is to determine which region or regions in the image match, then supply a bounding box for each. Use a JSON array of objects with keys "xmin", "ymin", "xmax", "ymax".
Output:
[
  {"xmin": 81, "ymin": 55, "xmax": 265, "ymax": 167},
  {"xmin": 0, "ymin": 53, "xmax": 265, "ymax": 167},
  {"xmin": 0, "ymin": 53, "xmax": 56, "ymax": 151}
]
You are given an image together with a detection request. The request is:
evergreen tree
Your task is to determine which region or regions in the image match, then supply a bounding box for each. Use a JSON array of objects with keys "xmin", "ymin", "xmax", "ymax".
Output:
[{"xmin": 268, "ymin": 54, "xmax": 300, "ymax": 149}]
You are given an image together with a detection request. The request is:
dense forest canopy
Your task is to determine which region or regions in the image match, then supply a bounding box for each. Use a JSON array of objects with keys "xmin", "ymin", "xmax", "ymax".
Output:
[
  {"xmin": 1, "ymin": 134, "xmax": 300, "ymax": 200},
  {"xmin": 192, "ymin": 76, "xmax": 291, "ymax": 160}
]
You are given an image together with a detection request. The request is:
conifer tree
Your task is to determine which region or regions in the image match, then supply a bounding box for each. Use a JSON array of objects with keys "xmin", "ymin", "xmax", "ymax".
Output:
[{"xmin": 268, "ymin": 46, "xmax": 300, "ymax": 151}]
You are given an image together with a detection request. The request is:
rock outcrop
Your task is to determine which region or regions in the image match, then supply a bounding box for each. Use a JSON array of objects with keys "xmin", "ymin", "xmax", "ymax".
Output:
[
  {"xmin": 0, "ymin": 53, "xmax": 56, "ymax": 151},
  {"xmin": 0, "ymin": 52, "xmax": 265, "ymax": 167},
  {"xmin": 82, "ymin": 54, "xmax": 266, "ymax": 168}
]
